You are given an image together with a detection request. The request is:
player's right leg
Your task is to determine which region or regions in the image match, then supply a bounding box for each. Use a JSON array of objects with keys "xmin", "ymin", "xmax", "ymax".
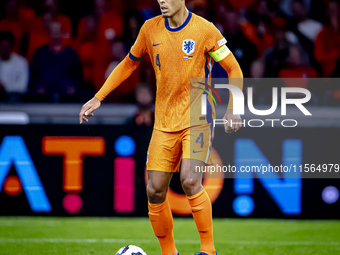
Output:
[
  {"xmin": 147, "ymin": 170, "xmax": 177, "ymax": 255},
  {"xmin": 146, "ymin": 128, "xmax": 182, "ymax": 255}
]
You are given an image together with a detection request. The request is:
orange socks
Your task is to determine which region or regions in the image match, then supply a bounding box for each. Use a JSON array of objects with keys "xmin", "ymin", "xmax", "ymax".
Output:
[
  {"xmin": 148, "ymin": 197, "xmax": 176, "ymax": 255},
  {"xmin": 188, "ymin": 188, "xmax": 216, "ymax": 255},
  {"xmin": 148, "ymin": 189, "xmax": 215, "ymax": 255}
]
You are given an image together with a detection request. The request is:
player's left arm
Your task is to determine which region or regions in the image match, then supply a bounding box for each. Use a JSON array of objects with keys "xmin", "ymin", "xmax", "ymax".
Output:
[{"xmin": 209, "ymin": 45, "xmax": 243, "ymax": 133}]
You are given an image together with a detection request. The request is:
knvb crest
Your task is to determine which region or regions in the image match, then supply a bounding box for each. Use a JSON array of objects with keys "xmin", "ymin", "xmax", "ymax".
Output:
[{"xmin": 182, "ymin": 39, "xmax": 195, "ymax": 55}]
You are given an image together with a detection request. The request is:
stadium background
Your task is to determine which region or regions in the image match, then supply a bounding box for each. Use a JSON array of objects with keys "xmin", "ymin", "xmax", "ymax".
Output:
[{"xmin": 0, "ymin": 1, "xmax": 340, "ymax": 254}]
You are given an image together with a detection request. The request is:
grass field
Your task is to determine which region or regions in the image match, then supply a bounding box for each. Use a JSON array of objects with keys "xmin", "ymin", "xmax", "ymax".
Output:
[{"xmin": 0, "ymin": 217, "xmax": 340, "ymax": 255}]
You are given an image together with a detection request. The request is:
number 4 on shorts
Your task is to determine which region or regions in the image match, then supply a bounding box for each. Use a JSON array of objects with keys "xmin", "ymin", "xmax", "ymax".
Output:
[{"xmin": 196, "ymin": 132, "xmax": 204, "ymax": 148}]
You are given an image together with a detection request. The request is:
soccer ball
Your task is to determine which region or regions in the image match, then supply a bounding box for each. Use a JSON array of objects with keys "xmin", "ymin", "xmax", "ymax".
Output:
[{"xmin": 116, "ymin": 245, "xmax": 147, "ymax": 255}]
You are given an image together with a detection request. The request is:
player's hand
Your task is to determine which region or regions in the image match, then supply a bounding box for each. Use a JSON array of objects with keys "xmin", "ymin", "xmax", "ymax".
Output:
[
  {"xmin": 223, "ymin": 109, "xmax": 242, "ymax": 133},
  {"xmin": 79, "ymin": 97, "xmax": 101, "ymax": 124}
]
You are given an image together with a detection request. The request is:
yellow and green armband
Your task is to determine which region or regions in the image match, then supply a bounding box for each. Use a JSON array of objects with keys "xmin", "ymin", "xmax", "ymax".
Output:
[{"xmin": 208, "ymin": 45, "xmax": 231, "ymax": 62}]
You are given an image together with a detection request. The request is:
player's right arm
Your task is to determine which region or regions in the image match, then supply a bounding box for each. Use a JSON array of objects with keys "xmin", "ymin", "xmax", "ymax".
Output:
[
  {"xmin": 79, "ymin": 22, "xmax": 149, "ymax": 124},
  {"xmin": 79, "ymin": 56, "xmax": 141, "ymax": 123}
]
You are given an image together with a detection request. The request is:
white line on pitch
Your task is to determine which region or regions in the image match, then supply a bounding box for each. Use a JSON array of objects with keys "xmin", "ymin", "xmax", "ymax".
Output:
[
  {"xmin": 0, "ymin": 238, "xmax": 339, "ymax": 247},
  {"xmin": 0, "ymin": 238, "xmax": 150, "ymax": 244}
]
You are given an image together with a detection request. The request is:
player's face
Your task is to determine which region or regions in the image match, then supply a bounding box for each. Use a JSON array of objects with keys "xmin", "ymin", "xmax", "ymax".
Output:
[{"xmin": 157, "ymin": 0, "xmax": 184, "ymax": 18}]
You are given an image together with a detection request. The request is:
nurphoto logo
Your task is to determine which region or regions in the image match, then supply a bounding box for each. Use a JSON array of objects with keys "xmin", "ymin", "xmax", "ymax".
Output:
[{"xmin": 200, "ymin": 84, "xmax": 312, "ymax": 128}]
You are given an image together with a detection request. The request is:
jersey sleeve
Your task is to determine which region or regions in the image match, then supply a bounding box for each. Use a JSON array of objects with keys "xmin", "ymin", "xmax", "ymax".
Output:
[
  {"xmin": 129, "ymin": 22, "xmax": 148, "ymax": 61},
  {"xmin": 205, "ymin": 22, "xmax": 227, "ymax": 53}
]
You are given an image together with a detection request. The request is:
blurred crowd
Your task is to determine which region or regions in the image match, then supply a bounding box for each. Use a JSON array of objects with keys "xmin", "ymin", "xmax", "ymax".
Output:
[{"xmin": 1, "ymin": 0, "xmax": 340, "ymax": 105}]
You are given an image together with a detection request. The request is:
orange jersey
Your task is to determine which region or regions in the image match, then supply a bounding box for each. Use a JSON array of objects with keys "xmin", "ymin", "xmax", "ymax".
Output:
[{"xmin": 130, "ymin": 12, "xmax": 226, "ymax": 132}]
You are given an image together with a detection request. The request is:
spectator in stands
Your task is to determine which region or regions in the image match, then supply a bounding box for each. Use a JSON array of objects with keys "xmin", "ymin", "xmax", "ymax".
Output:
[
  {"xmin": 0, "ymin": 0, "xmax": 24, "ymax": 53},
  {"xmin": 97, "ymin": 9, "xmax": 150, "ymax": 103},
  {"xmin": 280, "ymin": 0, "xmax": 326, "ymax": 23},
  {"xmin": 279, "ymin": 45, "xmax": 317, "ymax": 80},
  {"xmin": 26, "ymin": 0, "xmax": 72, "ymax": 61},
  {"xmin": 76, "ymin": 14, "xmax": 98, "ymax": 90},
  {"xmin": 30, "ymin": 22, "xmax": 82, "ymax": 102},
  {"xmin": 104, "ymin": 37, "xmax": 141, "ymax": 103},
  {"xmin": 94, "ymin": 0, "xmax": 107, "ymax": 17},
  {"xmin": 245, "ymin": 59, "xmax": 265, "ymax": 102},
  {"xmin": 264, "ymin": 28, "xmax": 289, "ymax": 77},
  {"xmin": 250, "ymin": 58, "xmax": 266, "ymax": 80},
  {"xmin": 93, "ymin": 0, "xmax": 124, "ymax": 90},
  {"xmin": 289, "ymin": 0, "xmax": 323, "ymax": 42},
  {"xmin": 285, "ymin": 0, "xmax": 322, "ymax": 72},
  {"xmin": 279, "ymin": 45, "xmax": 318, "ymax": 103},
  {"xmin": 40, "ymin": 0, "xmax": 72, "ymax": 40},
  {"xmin": 219, "ymin": 10, "xmax": 257, "ymax": 77},
  {"xmin": 122, "ymin": 9, "xmax": 144, "ymax": 49},
  {"xmin": 314, "ymin": 0, "xmax": 340, "ymax": 77},
  {"xmin": 247, "ymin": 58, "xmax": 267, "ymax": 104},
  {"xmin": 135, "ymin": 82, "xmax": 154, "ymax": 126},
  {"xmin": 78, "ymin": 13, "xmax": 98, "ymax": 43},
  {"xmin": 280, "ymin": 0, "xmax": 310, "ymax": 18},
  {"xmin": 97, "ymin": 0, "xmax": 123, "ymax": 42},
  {"xmin": 28, "ymin": 12, "xmax": 55, "ymax": 61},
  {"xmin": 248, "ymin": 57, "xmax": 285, "ymax": 103},
  {"xmin": 240, "ymin": 0, "xmax": 274, "ymax": 57},
  {"xmin": 17, "ymin": 0, "xmax": 38, "ymax": 35},
  {"xmin": 267, "ymin": 0, "xmax": 287, "ymax": 28},
  {"xmin": 76, "ymin": 0, "xmax": 107, "ymax": 91},
  {"xmin": 105, "ymin": 38, "xmax": 127, "ymax": 80},
  {"xmin": 0, "ymin": 31, "xmax": 29, "ymax": 102},
  {"xmin": 77, "ymin": 0, "xmax": 105, "ymax": 42}
]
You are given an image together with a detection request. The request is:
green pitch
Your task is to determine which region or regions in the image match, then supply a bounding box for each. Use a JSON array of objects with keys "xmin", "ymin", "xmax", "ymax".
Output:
[{"xmin": 0, "ymin": 217, "xmax": 339, "ymax": 255}]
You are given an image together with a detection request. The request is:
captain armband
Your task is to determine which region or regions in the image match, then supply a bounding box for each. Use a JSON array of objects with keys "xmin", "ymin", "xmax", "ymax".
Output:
[{"xmin": 208, "ymin": 45, "xmax": 231, "ymax": 62}]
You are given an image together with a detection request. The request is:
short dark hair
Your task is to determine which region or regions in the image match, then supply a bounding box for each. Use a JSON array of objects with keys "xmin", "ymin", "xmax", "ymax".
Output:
[{"xmin": 0, "ymin": 31, "xmax": 15, "ymax": 46}]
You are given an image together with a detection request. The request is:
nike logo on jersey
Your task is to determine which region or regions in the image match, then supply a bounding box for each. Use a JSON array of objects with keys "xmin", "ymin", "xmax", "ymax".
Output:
[
  {"xmin": 152, "ymin": 43, "xmax": 162, "ymax": 47},
  {"xmin": 193, "ymin": 150, "xmax": 203, "ymax": 153}
]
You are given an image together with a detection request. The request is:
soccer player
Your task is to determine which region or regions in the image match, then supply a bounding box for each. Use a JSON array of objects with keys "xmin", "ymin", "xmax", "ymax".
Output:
[{"xmin": 79, "ymin": 1, "xmax": 243, "ymax": 255}]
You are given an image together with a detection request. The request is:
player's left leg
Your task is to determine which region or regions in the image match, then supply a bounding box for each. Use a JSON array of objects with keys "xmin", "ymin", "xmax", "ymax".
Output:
[{"xmin": 180, "ymin": 159, "xmax": 216, "ymax": 255}]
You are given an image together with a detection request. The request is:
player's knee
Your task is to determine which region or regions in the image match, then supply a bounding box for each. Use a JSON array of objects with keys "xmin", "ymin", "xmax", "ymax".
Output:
[
  {"xmin": 146, "ymin": 182, "xmax": 167, "ymax": 203},
  {"xmin": 181, "ymin": 177, "xmax": 202, "ymax": 196}
]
